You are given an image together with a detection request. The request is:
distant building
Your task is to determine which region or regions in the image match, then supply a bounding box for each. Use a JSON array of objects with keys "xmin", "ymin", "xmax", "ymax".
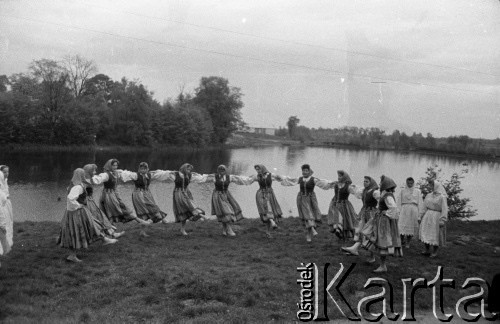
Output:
[{"xmin": 238, "ymin": 126, "xmax": 276, "ymax": 136}]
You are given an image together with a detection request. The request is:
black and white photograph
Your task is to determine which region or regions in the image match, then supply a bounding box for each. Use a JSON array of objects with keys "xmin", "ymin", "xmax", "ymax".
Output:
[{"xmin": 0, "ymin": 0, "xmax": 499, "ymax": 322}]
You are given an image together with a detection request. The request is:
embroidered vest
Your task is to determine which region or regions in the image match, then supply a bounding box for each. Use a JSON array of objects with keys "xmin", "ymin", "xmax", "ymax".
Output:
[
  {"xmin": 174, "ymin": 172, "xmax": 190, "ymax": 190},
  {"xmin": 299, "ymin": 177, "xmax": 315, "ymax": 194},
  {"xmin": 134, "ymin": 173, "xmax": 151, "ymax": 189},
  {"xmin": 257, "ymin": 173, "xmax": 272, "ymax": 189},
  {"xmin": 363, "ymin": 189, "xmax": 378, "ymax": 208},
  {"xmin": 103, "ymin": 172, "xmax": 117, "ymax": 190},
  {"xmin": 214, "ymin": 174, "xmax": 230, "ymax": 192}
]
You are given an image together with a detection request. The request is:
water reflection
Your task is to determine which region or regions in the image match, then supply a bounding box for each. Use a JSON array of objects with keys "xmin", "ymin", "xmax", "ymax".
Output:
[{"xmin": 3, "ymin": 147, "xmax": 500, "ymax": 222}]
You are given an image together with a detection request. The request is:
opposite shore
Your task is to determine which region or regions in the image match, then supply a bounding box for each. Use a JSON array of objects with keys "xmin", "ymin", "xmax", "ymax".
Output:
[{"xmin": 4, "ymin": 132, "xmax": 500, "ymax": 162}]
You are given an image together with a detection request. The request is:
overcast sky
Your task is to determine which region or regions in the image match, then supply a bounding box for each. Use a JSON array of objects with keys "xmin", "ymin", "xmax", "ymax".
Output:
[{"xmin": 1, "ymin": 0, "xmax": 499, "ymax": 138}]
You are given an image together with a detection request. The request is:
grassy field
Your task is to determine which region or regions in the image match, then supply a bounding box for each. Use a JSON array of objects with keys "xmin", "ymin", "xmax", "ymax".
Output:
[{"xmin": 0, "ymin": 218, "xmax": 499, "ymax": 323}]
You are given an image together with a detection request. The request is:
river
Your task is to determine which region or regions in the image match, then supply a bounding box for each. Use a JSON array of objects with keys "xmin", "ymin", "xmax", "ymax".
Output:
[{"xmin": 3, "ymin": 146, "xmax": 499, "ymax": 222}]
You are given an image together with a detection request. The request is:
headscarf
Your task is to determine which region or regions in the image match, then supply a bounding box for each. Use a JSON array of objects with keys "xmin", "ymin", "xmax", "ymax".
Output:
[
  {"xmin": 179, "ymin": 163, "xmax": 193, "ymax": 175},
  {"xmin": 337, "ymin": 170, "xmax": 352, "ymax": 184},
  {"xmin": 83, "ymin": 164, "xmax": 97, "ymax": 179},
  {"xmin": 405, "ymin": 177, "xmax": 415, "ymax": 189},
  {"xmin": 217, "ymin": 164, "xmax": 227, "ymax": 174},
  {"xmin": 71, "ymin": 168, "xmax": 89, "ymax": 187},
  {"xmin": 254, "ymin": 164, "xmax": 269, "ymax": 175},
  {"xmin": 363, "ymin": 176, "xmax": 379, "ymax": 191},
  {"xmin": 103, "ymin": 159, "xmax": 119, "ymax": 173},
  {"xmin": 432, "ymin": 181, "xmax": 447, "ymax": 196},
  {"xmin": 380, "ymin": 175, "xmax": 397, "ymax": 192}
]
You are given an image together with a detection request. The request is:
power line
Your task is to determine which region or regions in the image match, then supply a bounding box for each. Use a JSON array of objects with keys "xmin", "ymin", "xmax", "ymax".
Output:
[
  {"xmin": 1, "ymin": 14, "xmax": 498, "ymax": 97},
  {"xmin": 81, "ymin": 2, "xmax": 500, "ymax": 78}
]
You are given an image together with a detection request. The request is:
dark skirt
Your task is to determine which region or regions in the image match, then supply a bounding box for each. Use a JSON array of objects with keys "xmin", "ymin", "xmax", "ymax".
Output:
[
  {"xmin": 211, "ymin": 190, "xmax": 244, "ymax": 223},
  {"xmin": 296, "ymin": 192, "xmax": 322, "ymax": 229},
  {"xmin": 132, "ymin": 188, "xmax": 167, "ymax": 223},
  {"xmin": 255, "ymin": 188, "xmax": 282, "ymax": 223},
  {"xmin": 87, "ymin": 196, "xmax": 115, "ymax": 234},
  {"xmin": 327, "ymin": 199, "xmax": 358, "ymax": 240},
  {"xmin": 173, "ymin": 188, "xmax": 204, "ymax": 223},
  {"xmin": 364, "ymin": 211, "xmax": 402, "ymax": 256},
  {"xmin": 100, "ymin": 189, "xmax": 136, "ymax": 223},
  {"xmin": 58, "ymin": 207, "xmax": 102, "ymax": 250}
]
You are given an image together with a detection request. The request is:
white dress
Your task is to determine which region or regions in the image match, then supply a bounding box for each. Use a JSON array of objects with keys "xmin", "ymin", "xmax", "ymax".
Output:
[
  {"xmin": 419, "ymin": 191, "xmax": 448, "ymax": 246},
  {"xmin": 0, "ymin": 172, "xmax": 13, "ymax": 255},
  {"xmin": 397, "ymin": 186, "xmax": 423, "ymax": 237}
]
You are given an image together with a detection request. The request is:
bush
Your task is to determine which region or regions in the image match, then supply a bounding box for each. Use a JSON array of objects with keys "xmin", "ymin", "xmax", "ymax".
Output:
[{"xmin": 416, "ymin": 164, "xmax": 477, "ymax": 220}]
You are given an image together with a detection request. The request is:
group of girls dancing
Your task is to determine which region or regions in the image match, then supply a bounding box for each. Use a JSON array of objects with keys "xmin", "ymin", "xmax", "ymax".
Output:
[{"xmin": 0, "ymin": 160, "xmax": 449, "ymax": 273}]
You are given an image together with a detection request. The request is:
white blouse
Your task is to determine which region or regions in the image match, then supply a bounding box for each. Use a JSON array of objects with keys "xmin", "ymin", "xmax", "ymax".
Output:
[
  {"xmin": 67, "ymin": 185, "xmax": 85, "ymax": 211},
  {"xmin": 280, "ymin": 176, "xmax": 334, "ymax": 190},
  {"xmin": 381, "ymin": 193, "xmax": 398, "ymax": 219}
]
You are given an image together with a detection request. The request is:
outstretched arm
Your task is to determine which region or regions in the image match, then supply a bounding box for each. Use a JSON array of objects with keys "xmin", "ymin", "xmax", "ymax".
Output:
[
  {"xmin": 92, "ymin": 172, "xmax": 109, "ymax": 185},
  {"xmin": 118, "ymin": 170, "xmax": 138, "ymax": 183},
  {"xmin": 150, "ymin": 170, "xmax": 176, "ymax": 182},
  {"xmin": 191, "ymin": 173, "xmax": 215, "ymax": 184},
  {"xmin": 314, "ymin": 178, "xmax": 335, "ymax": 190},
  {"xmin": 280, "ymin": 176, "xmax": 300, "ymax": 186},
  {"xmin": 230, "ymin": 175, "xmax": 255, "ymax": 185}
]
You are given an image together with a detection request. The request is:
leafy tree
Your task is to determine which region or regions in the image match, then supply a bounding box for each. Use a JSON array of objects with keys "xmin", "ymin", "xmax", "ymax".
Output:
[
  {"xmin": 416, "ymin": 164, "xmax": 477, "ymax": 220},
  {"xmin": 193, "ymin": 76, "xmax": 244, "ymax": 144}
]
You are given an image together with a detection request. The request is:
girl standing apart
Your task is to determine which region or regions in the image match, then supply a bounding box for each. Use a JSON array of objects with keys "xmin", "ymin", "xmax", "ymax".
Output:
[
  {"xmin": 0, "ymin": 165, "xmax": 13, "ymax": 267},
  {"xmin": 327, "ymin": 170, "xmax": 359, "ymax": 241},
  {"xmin": 152, "ymin": 163, "xmax": 206, "ymax": 236},
  {"xmin": 397, "ymin": 177, "xmax": 423, "ymax": 248},
  {"xmin": 58, "ymin": 169, "xmax": 117, "ymax": 262},
  {"xmin": 93, "ymin": 159, "xmax": 151, "ymax": 227},
  {"xmin": 419, "ymin": 180, "xmax": 448, "ymax": 258},
  {"xmin": 83, "ymin": 164, "xmax": 124, "ymax": 239},
  {"xmin": 280, "ymin": 164, "xmax": 334, "ymax": 242},
  {"xmin": 119, "ymin": 162, "xmax": 168, "ymax": 237},
  {"xmin": 364, "ymin": 175, "xmax": 402, "ymax": 273}
]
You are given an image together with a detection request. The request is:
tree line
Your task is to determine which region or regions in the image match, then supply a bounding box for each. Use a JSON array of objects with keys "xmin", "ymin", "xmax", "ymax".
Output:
[
  {"xmin": 279, "ymin": 116, "xmax": 500, "ymax": 158},
  {"xmin": 0, "ymin": 55, "xmax": 244, "ymax": 147}
]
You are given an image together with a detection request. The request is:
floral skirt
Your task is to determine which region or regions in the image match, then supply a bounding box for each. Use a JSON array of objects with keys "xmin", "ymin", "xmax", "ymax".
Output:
[
  {"xmin": 211, "ymin": 190, "xmax": 244, "ymax": 223},
  {"xmin": 173, "ymin": 188, "xmax": 205, "ymax": 223},
  {"xmin": 297, "ymin": 192, "xmax": 321, "ymax": 229},
  {"xmin": 255, "ymin": 188, "xmax": 282, "ymax": 223},
  {"xmin": 100, "ymin": 189, "xmax": 136, "ymax": 223},
  {"xmin": 132, "ymin": 189, "xmax": 167, "ymax": 223},
  {"xmin": 58, "ymin": 207, "xmax": 103, "ymax": 250},
  {"xmin": 327, "ymin": 199, "xmax": 358, "ymax": 239}
]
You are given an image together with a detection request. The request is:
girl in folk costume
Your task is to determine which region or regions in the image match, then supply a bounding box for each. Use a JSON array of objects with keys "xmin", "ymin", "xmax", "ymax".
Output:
[
  {"xmin": 119, "ymin": 162, "xmax": 168, "ymax": 237},
  {"xmin": 0, "ymin": 165, "xmax": 14, "ymax": 267},
  {"xmin": 194, "ymin": 165, "xmax": 248, "ymax": 236},
  {"xmin": 93, "ymin": 159, "xmax": 151, "ymax": 226},
  {"xmin": 82, "ymin": 164, "xmax": 124, "ymax": 239},
  {"xmin": 280, "ymin": 164, "xmax": 334, "ymax": 242},
  {"xmin": 341, "ymin": 176, "xmax": 380, "ymax": 262},
  {"xmin": 327, "ymin": 170, "xmax": 359, "ymax": 241},
  {"xmin": 243, "ymin": 164, "xmax": 282, "ymax": 237},
  {"xmin": 58, "ymin": 169, "xmax": 117, "ymax": 262},
  {"xmin": 151, "ymin": 163, "xmax": 206, "ymax": 236},
  {"xmin": 419, "ymin": 180, "xmax": 448, "ymax": 258},
  {"xmin": 364, "ymin": 175, "xmax": 402, "ymax": 273},
  {"xmin": 397, "ymin": 177, "xmax": 423, "ymax": 248}
]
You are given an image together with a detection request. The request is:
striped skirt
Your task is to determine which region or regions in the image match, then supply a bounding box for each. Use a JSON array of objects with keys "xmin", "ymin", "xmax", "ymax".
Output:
[
  {"xmin": 364, "ymin": 211, "xmax": 402, "ymax": 256},
  {"xmin": 173, "ymin": 188, "xmax": 204, "ymax": 223},
  {"xmin": 211, "ymin": 190, "xmax": 244, "ymax": 223},
  {"xmin": 255, "ymin": 188, "xmax": 283, "ymax": 223},
  {"xmin": 87, "ymin": 196, "xmax": 115, "ymax": 235},
  {"xmin": 327, "ymin": 199, "xmax": 358, "ymax": 240},
  {"xmin": 100, "ymin": 189, "xmax": 136, "ymax": 223},
  {"xmin": 132, "ymin": 188, "xmax": 167, "ymax": 223},
  {"xmin": 296, "ymin": 192, "xmax": 322, "ymax": 229},
  {"xmin": 58, "ymin": 207, "xmax": 103, "ymax": 250}
]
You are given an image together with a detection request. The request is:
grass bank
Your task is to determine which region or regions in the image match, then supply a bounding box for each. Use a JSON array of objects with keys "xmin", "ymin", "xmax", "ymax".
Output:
[{"xmin": 0, "ymin": 218, "xmax": 499, "ymax": 323}]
